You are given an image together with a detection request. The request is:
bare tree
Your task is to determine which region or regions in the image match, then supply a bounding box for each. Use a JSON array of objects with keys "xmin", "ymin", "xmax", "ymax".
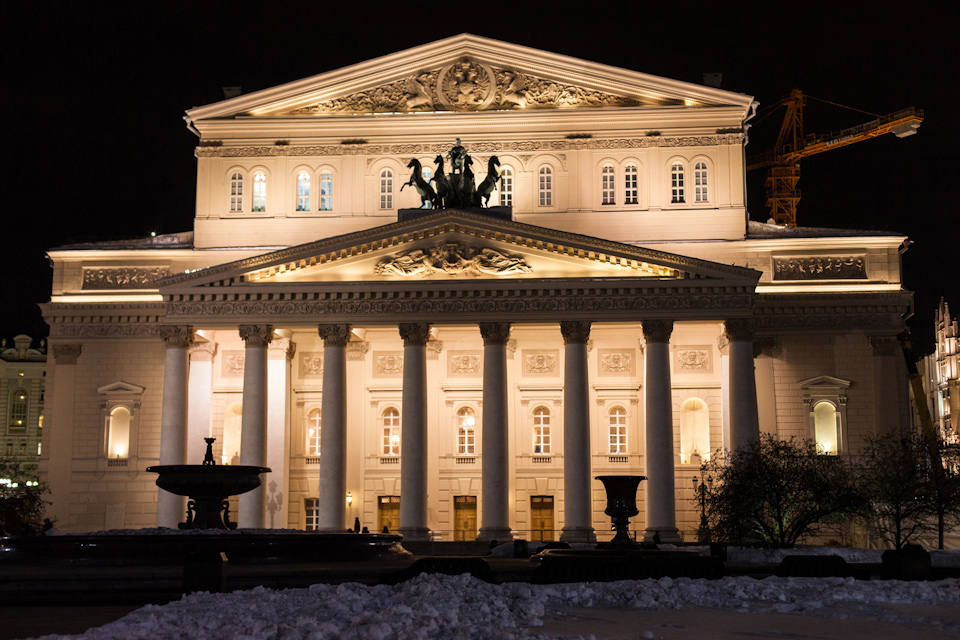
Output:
[
  {"xmin": 0, "ymin": 457, "xmax": 49, "ymax": 536},
  {"xmin": 703, "ymin": 435, "xmax": 862, "ymax": 548}
]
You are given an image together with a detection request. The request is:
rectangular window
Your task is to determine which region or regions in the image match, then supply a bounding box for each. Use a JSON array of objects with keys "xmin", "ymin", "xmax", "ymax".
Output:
[
  {"xmin": 694, "ymin": 162, "xmax": 708, "ymax": 203},
  {"xmin": 609, "ymin": 411, "xmax": 627, "ymax": 454},
  {"xmin": 320, "ymin": 172, "xmax": 333, "ymax": 211},
  {"xmin": 296, "ymin": 172, "xmax": 310, "ymax": 211},
  {"xmin": 253, "ymin": 174, "xmax": 267, "ymax": 212},
  {"xmin": 499, "ymin": 168, "xmax": 513, "ymax": 207},
  {"xmin": 538, "ymin": 168, "xmax": 552, "ymax": 207},
  {"xmin": 305, "ymin": 498, "xmax": 319, "ymax": 531},
  {"xmin": 624, "ymin": 165, "xmax": 638, "ymax": 205},
  {"xmin": 380, "ymin": 171, "xmax": 393, "ymax": 210},
  {"xmin": 601, "ymin": 166, "xmax": 616, "ymax": 205},
  {"xmin": 671, "ymin": 163, "xmax": 685, "ymax": 203}
]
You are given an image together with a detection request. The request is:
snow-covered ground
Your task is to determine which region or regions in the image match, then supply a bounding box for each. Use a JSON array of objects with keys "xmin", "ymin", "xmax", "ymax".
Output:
[{"xmin": 31, "ymin": 573, "xmax": 960, "ymax": 640}]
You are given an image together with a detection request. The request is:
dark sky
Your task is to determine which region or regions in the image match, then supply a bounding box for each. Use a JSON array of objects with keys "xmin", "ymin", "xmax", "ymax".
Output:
[{"xmin": 3, "ymin": 2, "xmax": 956, "ymax": 353}]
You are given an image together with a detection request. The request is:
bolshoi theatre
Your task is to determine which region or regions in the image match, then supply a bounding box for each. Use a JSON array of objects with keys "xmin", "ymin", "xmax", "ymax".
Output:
[{"xmin": 39, "ymin": 35, "xmax": 913, "ymax": 541}]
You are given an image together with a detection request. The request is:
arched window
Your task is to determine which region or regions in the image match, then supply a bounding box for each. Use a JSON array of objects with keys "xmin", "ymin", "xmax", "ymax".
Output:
[
  {"xmin": 608, "ymin": 406, "xmax": 627, "ymax": 453},
  {"xmin": 107, "ymin": 406, "xmax": 131, "ymax": 459},
  {"xmin": 319, "ymin": 171, "xmax": 334, "ymax": 211},
  {"xmin": 222, "ymin": 402, "xmax": 243, "ymax": 465},
  {"xmin": 229, "ymin": 172, "xmax": 244, "ymax": 212},
  {"xmin": 670, "ymin": 162, "xmax": 685, "ymax": 203},
  {"xmin": 252, "ymin": 172, "xmax": 267, "ymax": 212},
  {"xmin": 694, "ymin": 161, "xmax": 708, "ymax": 203},
  {"xmin": 421, "ymin": 167, "xmax": 434, "ymax": 209},
  {"xmin": 814, "ymin": 401, "xmax": 840, "ymax": 455},
  {"xmin": 679, "ymin": 398, "xmax": 710, "ymax": 463},
  {"xmin": 457, "ymin": 407, "xmax": 476, "ymax": 455},
  {"xmin": 306, "ymin": 407, "xmax": 321, "ymax": 456},
  {"xmin": 601, "ymin": 165, "xmax": 616, "ymax": 205},
  {"xmin": 380, "ymin": 169, "xmax": 393, "ymax": 210},
  {"xmin": 296, "ymin": 171, "xmax": 311, "ymax": 211},
  {"xmin": 8, "ymin": 388, "xmax": 27, "ymax": 429},
  {"xmin": 624, "ymin": 164, "xmax": 638, "ymax": 205},
  {"xmin": 382, "ymin": 407, "xmax": 400, "ymax": 455},
  {"xmin": 498, "ymin": 166, "xmax": 514, "ymax": 207},
  {"xmin": 538, "ymin": 166, "xmax": 553, "ymax": 207},
  {"xmin": 533, "ymin": 406, "xmax": 551, "ymax": 454}
]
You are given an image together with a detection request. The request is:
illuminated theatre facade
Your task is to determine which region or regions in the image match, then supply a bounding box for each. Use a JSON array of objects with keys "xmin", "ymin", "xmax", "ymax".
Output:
[{"xmin": 40, "ymin": 36, "xmax": 912, "ymax": 541}]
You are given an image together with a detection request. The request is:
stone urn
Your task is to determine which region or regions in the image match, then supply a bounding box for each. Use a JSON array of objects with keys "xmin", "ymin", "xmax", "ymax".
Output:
[
  {"xmin": 595, "ymin": 475, "xmax": 647, "ymax": 550},
  {"xmin": 147, "ymin": 438, "xmax": 270, "ymax": 530}
]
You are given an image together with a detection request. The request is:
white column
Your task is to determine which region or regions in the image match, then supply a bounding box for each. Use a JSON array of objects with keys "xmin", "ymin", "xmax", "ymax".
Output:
[
  {"xmin": 725, "ymin": 319, "xmax": 760, "ymax": 451},
  {"xmin": 157, "ymin": 325, "xmax": 192, "ymax": 528},
  {"xmin": 399, "ymin": 323, "xmax": 431, "ymax": 541},
  {"xmin": 266, "ymin": 336, "xmax": 295, "ymax": 529},
  {"xmin": 478, "ymin": 322, "xmax": 512, "ymax": 542},
  {"xmin": 317, "ymin": 324, "xmax": 349, "ymax": 531},
  {"xmin": 717, "ymin": 335, "xmax": 731, "ymax": 450},
  {"xmin": 186, "ymin": 341, "xmax": 216, "ymax": 465},
  {"xmin": 45, "ymin": 343, "xmax": 82, "ymax": 530},
  {"xmin": 238, "ymin": 324, "xmax": 272, "ymax": 528},
  {"xmin": 560, "ymin": 321, "xmax": 594, "ymax": 543},
  {"xmin": 643, "ymin": 319, "xmax": 679, "ymax": 543}
]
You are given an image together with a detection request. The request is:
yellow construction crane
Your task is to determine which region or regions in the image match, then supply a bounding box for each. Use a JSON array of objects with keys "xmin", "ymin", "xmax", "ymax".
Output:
[{"xmin": 746, "ymin": 88, "xmax": 923, "ymax": 226}]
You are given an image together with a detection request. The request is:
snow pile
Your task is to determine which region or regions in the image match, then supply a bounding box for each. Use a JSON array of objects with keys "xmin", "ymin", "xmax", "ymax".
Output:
[
  {"xmin": 727, "ymin": 546, "xmax": 883, "ymax": 564},
  {"xmin": 36, "ymin": 573, "xmax": 960, "ymax": 640}
]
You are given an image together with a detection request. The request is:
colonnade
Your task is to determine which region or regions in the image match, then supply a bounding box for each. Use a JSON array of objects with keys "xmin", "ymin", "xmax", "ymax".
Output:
[{"xmin": 156, "ymin": 318, "xmax": 760, "ymax": 539}]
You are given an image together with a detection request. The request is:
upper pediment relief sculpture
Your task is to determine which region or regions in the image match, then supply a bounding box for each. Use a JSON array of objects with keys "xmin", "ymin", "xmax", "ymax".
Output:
[
  {"xmin": 290, "ymin": 59, "xmax": 647, "ymax": 115},
  {"xmin": 373, "ymin": 242, "xmax": 532, "ymax": 278}
]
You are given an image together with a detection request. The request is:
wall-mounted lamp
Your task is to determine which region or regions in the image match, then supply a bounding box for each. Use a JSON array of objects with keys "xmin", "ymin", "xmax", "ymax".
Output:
[{"xmin": 346, "ymin": 491, "xmax": 353, "ymax": 506}]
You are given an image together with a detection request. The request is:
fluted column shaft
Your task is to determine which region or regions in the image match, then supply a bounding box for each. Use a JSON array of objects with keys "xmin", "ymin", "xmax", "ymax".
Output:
[
  {"xmin": 318, "ymin": 324, "xmax": 349, "ymax": 531},
  {"xmin": 726, "ymin": 319, "xmax": 760, "ymax": 451},
  {"xmin": 238, "ymin": 324, "xmax": 272, "ymax": 528},
  {"xmin": 157, "ymin": 325, "xmax": 192, "ymax": 528},
  {"xmin": 399, "ymin": 323, "xmax": 431, "ymax": 541},
  {"xmin": 560, "ymin": 321, "xmax": 594, "ymax": 543},
  {"xmin": 478, "ymin": 322, "xmax": 512, "ymax": 542},
  {"xmin": 643, "ymin": 320, "xmax": 679, "ymax": 542}
]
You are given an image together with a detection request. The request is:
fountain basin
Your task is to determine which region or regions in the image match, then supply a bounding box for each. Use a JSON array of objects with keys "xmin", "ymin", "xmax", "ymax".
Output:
[{"xmin": 147, "ymin": 464, "xmax": 270, "ymax": 530}]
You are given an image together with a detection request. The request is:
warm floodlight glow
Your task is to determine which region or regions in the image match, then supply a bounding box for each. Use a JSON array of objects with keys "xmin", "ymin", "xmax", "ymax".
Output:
[{"xmin": 346, "ymin": 491, "xmax": 353, "ymax": 506}]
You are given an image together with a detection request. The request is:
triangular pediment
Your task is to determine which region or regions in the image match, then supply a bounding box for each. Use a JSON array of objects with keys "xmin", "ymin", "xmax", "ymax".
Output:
[
  {"xmin": 186, "ymin": 34, "xmax": 753, "ymax": 120},
  {"xmin": 160, "ymin": 210, "xmax": 760, "ymax": 292},
  {"xmin": 799, "ymin": 375, "xmax": 852, "ymax": 391}
]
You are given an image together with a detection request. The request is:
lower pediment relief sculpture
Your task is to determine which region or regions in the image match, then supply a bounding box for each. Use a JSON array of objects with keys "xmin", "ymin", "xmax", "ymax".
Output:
[
  {"xmin": 374, "ymin": 242, "xmax": 531, "ymax": 278},
  {"xmin": 773, "ymin": 256, "xmax": 867, "ymax": 280},
  {"xmin": 82, "ymin": 267, "xmax": 170, "ymax": 290}
]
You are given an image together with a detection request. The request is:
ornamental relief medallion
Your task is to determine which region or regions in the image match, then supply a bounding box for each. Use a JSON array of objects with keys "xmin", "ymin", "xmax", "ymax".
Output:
[
  {"xmin": 82, "ymin": 267, "xmax": 170, "ymax": 290},
  {"xmin": 374, "ymin": 242, "xmax": 531, "ymax": 278},
  {"xmin": 221, "ymin": 351, "xmax": 245, "ymax": 377},
  {"xmin": 523, "ymin": 350, "xmax": 558, "ymax": 375},
  {"xmin": 674, "ymin": 346, "xmax": 712, "ymax": 373},
  {"xmin": 448, "ymin": 352, "xmax": 482, "ymax": 376},
  {"xmin": 773, "ymin": 256, "xmax": 867, "ymax": 280},
  {"xmin": 299, "ymin": 353, "xmax": 324, "ymax": 377},
  {"xmin": 599, "ymin": 350, "xmax": 635, "ymax": 376},
  {"xmin": 374, "ymin": 352, "xmax": 404, "ymax": 377}
]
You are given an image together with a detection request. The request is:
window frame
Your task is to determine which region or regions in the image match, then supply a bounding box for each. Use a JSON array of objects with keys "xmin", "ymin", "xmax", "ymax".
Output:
[
  {"xmin": 381, "ymin": 406, "xmax": 401, "ymax": 456},
  {"xmin": 670, "ymin": 161, "xmax": 686, "ymax": 204},
  {"xmin": 693, "ymin": 160, "xmax": 709, "ymax": 204},
  {"xmin": 601, "ymin": 164, "xmax": 616, "ymax": 205},
  {"xmin": 295, "ymin": 170, "xmax": 311, "ymax": 212},
  {"xmin": 679, "ymin": 397, "xmax": 711, "ymax": 464},
  {"xmin": 8, "ymin": 387, "xmax": 28, "ymax": 431},
  {"xmin": 498, "ymin": 165, "xmax": 514, "ymax": 208},
  {"xmin": 623, "ymin": 163, "xmax": 639, "ymax": 205},
  {"xmin": 538, "ymin": 166, "xmax": 553, "ymax": 207},
  {"xmin": 379, "ymin": 169, "xmax": 394, "ymax": 210},
  {"xmin": 457, "ymin": 406, "xmax": 476, "ymax": 456},
  {"xmin": 799, "ymin": 376, "xmax": 851, "ymax": 456},
  {"xmin": 532, "ymin": 405, "xmax": 552, "ymax": 455},
  {"xmin": 96, "ymin": 382, "xmax": 144, "ymax": 472},
  {"xmin": 229, "ymin": 171, "xmax": 244, "ymax": 213},
  {"xmin": 305, "ymin": 406, "xmax": 321, "ymax": 457},
  {"xmin": 608, "ymin": 405, "xmax": 628, "ymax": 454},
  {"xmin": 319, "ymin": 170, "xmax": 334, "ymax": 212},
  {"xmin": 252, "ymin": 171, "xmax": 267, "ymax": 213}
]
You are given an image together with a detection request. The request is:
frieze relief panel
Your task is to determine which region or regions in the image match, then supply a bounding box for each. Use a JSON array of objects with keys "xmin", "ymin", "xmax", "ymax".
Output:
[
  {"xmin": 673, "ymin": 345, "xmax": 713, "ymax": 374},
  {"xmin": 447, "ymin": 351, "xmax": 482, "ymax": 376},
  {"xmin": 374, "ymin": 242, "xmax": 531, "ymax": 278},
  {"xmin": 772, "ymin": 255, "xmax": 867, "ymax": 281},
  {"xmin": 82, "ymin": 267, "xmax": 170, "ymax": 290},
  {"xmin": 598, "ymin": 349, "xmax": 635, "ymax": 377},
  {"xmin": 374, "ymin": 352, "xmax": 404, "ymax": 377},
  {"xmin": 299, "ymin": 352, "xmax": 324, "ymax": 378},
  {"xmin": 523, "ymin": 350, "xmax": 558, "ymax": 376},
  {"xmin": 221, "ymin": 351, "xmax": 245, "ymax": 377}
]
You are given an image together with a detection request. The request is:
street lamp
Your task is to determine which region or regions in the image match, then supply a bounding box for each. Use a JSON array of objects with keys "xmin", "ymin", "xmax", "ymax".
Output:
[{"xmin": 692, "ymin": 464, "xmax": 713, "ymax": 544}]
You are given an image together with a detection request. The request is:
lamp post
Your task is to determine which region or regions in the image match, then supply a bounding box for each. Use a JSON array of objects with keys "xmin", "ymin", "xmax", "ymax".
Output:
[{"xmin": 692, "ymin": 464, "xmax": 712, "ymax": 544}]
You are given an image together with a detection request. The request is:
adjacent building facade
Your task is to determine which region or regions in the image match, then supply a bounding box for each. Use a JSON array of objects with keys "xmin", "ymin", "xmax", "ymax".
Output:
[
  {"xmin": 1, "ymin": 335, "xmax": 45, "ymax": 478},
  {"xmin": 40, "ymin": 36, "xmax": 912, "ymax": 540}
]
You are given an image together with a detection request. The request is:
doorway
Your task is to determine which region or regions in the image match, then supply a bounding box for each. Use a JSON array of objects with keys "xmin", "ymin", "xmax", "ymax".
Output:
[
  {"xmin": 453, "ymin": 495, "xmax": 477, "ymax": 541},
  {"xmin": 531, "ymin": 495, "xmax": 554, "ymax": 541}
]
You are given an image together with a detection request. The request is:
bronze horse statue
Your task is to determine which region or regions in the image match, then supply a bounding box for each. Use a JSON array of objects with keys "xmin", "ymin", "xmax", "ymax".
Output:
[
  {"xmin": 432, "ymin": 155, "xmax": 451, "ymax": 209},
  {"xmin": 402, "ymin": 159, "xmax": 437, "ymax": 209},
  {"xmin": 474, "ymin": 156, "xmax": 501, "ymax": 207},
  {"xmin": 459, "ymin": 156, "xmax": 476, "ymax": 208}
]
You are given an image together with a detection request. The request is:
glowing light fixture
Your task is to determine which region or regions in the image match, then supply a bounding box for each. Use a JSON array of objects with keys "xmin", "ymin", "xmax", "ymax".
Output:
[{"xmin": 346, "ymin": 491, "xmax": 353, "ymax": 506}]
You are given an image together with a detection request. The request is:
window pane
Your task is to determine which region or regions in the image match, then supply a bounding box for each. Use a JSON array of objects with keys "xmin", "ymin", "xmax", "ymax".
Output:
[
  {"xmin": 601, "ymin": 166, "xmax": 615, "ymax": 205},
  {"xmin": 107, "ymin": 406, "xmax": 131, "ymax": 458},
  {"xmin": 380, "ymin": 170, "xmax": 393, "ymax": 210},
  {"xmin": 694, "ymin": 161, "xmax": 708, "ymax": 203},
  {"xmin": 253, "ymin": 173, "xmax": 267, "ymax": 212},
  {"xmin": 296, "ymin": 171, "xmax": 310, "ymax": 211},
  {"xmin": 320, "ymin": 171, "xmax": 334, "ymax": 211},
  {"xmin": 624, "ymin": 164, "xmax": 638, "ymax": 205},
  {"xmin": 306, "ymin": 408, "xmax": 321, "ymax": 456},
  {"xmin": 814, "ymin": 402, "xmax": 839, "ymax": 454},
  {"xmin": 671, "ymin": 163, "xmax": 685, "ymax": 203},
  {"xmin": 538, "ymin": 167, "xmax": 552, "ymax": 207},
  {"xmin": 498, "ymin": 167, "xmax": 513, "ymax": 207}
]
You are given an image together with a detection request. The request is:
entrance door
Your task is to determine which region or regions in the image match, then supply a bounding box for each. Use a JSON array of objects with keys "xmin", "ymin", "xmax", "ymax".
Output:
[
  {"xmin": 453, "ymin": 495, "xmax": 477, "ymax": 541},
  {"xmin": 378, "ymin": 496, "xmax": 400, "ymax": 533},
  {"xmin": 531, "ymin": 495, "xmax": 554, "ymax": 541}
]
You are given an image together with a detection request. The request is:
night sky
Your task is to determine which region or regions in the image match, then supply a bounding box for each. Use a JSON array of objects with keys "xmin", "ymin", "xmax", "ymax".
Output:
[{"xmin": 3, "ymin": 3, "xmax": 956, "ymax": 353}]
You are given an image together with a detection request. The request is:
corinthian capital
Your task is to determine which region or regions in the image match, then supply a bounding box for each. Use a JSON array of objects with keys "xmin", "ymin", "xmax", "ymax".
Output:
[
  {"xmin": 642, "ymin": 320, "xmax": 674, "ymax": 343},
  {"xmin": 399, "ymin": 323, "xmax": 431, "ymax": 346},
  {"xmin": 159, "ymin": 325, "xmax": 194, "ymax": 348},
  {"xmin": 479, "ymin": 322, "xmax": 511, "ymax": 345},
  {"xmin": 560, "ymin": 321, "xmax": 591, "ymax": 344},
  {"xmin": 52, "ymin": 343, "xmax": 82, "ymax": 365},
  {"xmin": 318, "ymin": 324, "xmax": 351, "ymax": 347},
  {"xmin": 239, "ymin": 324, "xmax": 274, "ymax": 347}
]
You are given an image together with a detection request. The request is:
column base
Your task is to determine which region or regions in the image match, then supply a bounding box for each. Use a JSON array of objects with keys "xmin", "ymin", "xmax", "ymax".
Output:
[
  {"xmin": 398, "ymin": 527, "xmax": 432, "ymax": 542},
  {"xmin": 644, "ymin": 527, "xmax": 681, "ymax": 544},
  {"xmin": 477, "ymin": 527, "xmax": 513, "ymax": 543},
  {"xmin": 559, "ymin": 526, "xmax": 597, "ymax": 543}
]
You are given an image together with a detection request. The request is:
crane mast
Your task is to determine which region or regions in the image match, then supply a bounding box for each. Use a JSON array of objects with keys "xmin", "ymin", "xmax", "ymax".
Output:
[{"xmin": 746, "ymin": 89, "xmax": 923, "ymax": 226}]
